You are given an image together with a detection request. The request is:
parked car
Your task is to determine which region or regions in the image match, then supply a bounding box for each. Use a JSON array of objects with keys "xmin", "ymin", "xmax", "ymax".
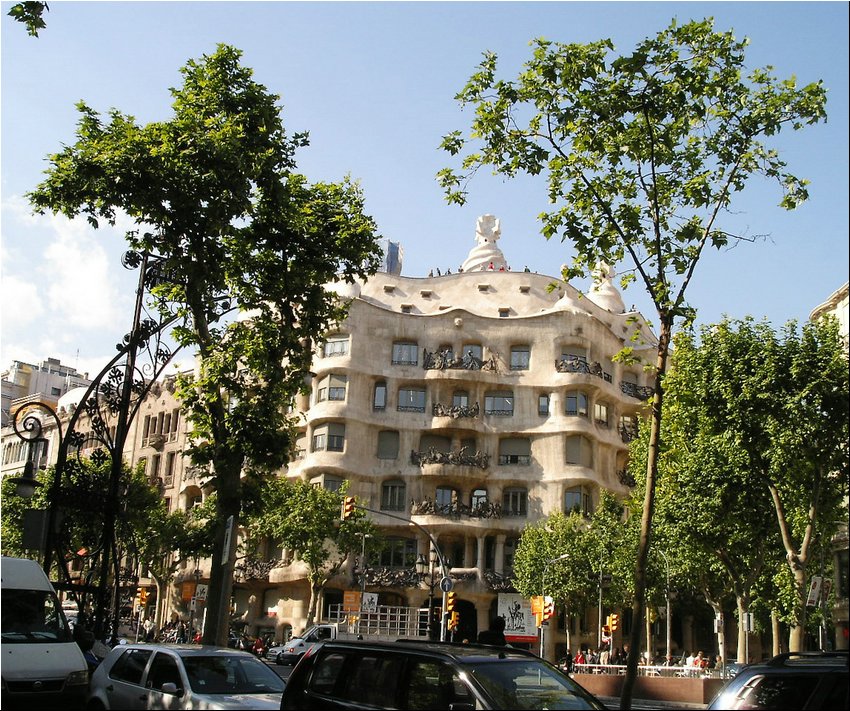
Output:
[
  {"xmin": 87, "ymin": 642, "xmax": 286, "ymax": 710},
  {"xmin": 265, "ymin": 644, "xmax": 286, "ymax": 665},
  {"xmin": 280, "ymin": 639, "xmax": 607, "ymax": 710},
  {"xmin": 706, "ymin": 651, "xmax": 848, "ymax": 710}
]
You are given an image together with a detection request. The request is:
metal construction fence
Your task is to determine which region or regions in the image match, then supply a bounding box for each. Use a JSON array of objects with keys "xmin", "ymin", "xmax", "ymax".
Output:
[
  {"xmin": 326, "ymin": 604, "xmax": 429, "ymax": 638},
  {"xmin": 571, "ymin": 663, "xmax": 734, "ymax": 679}
]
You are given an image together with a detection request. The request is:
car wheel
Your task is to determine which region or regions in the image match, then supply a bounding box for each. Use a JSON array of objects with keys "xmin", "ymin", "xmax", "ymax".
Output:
[
  {"xmin": 87, "ymin": 699, "xmax": 107, "ymax": 711},
  {"xmin": 276, "ymin": 653, "xmax": 283, "ymax": 665}
]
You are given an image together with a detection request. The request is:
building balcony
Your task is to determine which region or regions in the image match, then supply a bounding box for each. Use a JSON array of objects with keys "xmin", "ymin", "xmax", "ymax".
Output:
[
  {"xmin": 410, "ymin": 447, "xmax": 489, "ymax": 469},
  {"xmin": 619, "ymin": 381, "xmax": 654, "ymax": 400},
  {"xmin": 555, "ymin": 357, "xmax": 613, "ymax": 382},
  {"xmin": 431, "ymin": 402, "xmax": 480, "ymax": 419},
  {"xmin": 409, "ymin": 498, "xmax": 502, "ymax": 519}
]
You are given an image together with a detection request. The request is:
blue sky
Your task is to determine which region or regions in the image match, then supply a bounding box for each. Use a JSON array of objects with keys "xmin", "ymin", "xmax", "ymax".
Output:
[{"xmin": 2, "ymin": 1, "xmax": 847, "ymax": 378}]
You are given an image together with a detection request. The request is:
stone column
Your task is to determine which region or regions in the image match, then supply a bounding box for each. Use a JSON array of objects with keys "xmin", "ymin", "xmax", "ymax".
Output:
[{"xmin": 495, "ymin": 534, "xmax": 506, "ymax": 575}]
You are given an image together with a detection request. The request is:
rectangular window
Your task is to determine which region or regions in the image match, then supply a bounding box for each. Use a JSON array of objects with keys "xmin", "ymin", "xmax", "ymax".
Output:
[
  {"xmin": 312, "ymin": 423, "xmax": 346, "ymax": 452},
  {"xmin": 510, "ymin": 346, "xmax": 530, "ymax": 370},
  {"xmin": 373, "ymin": 382, "xmax": 387, "ymax": 410},
  {"xmin": 484, "ymin": 392, "xmax": 514, "ymax": 416},
  {"xmin": 317, "ymin": 374, "xmax": 347, "ymax": 402},
  {"xmin": 452, "ymin": 391, "xmax": 469, "ymax": 408},
  {"xmin": 378, "ymin": 538, "xmax": 417, "ymax": 568},
  {"xmin": 376, "ymin": 430, "xmax": 400, "ymax": 460},
  {"xmin": 381, "ymin": 480, "xmax": 406, "ymax": 511},
  {"xmin": 164, "ymin": 451, "xmax": 176, "ymax": 485},
  {"xmin": 502, "ymin": 488, "xmax": 527, "ymax": 517},
  {"xmin": 323, "ymin": 336, "xmax": 349, "ymax": 358},
  {"xmin": 566, "ymin": 391, "xmax": 588, "ymax": 417},
  {"xmin": 594, "ymin": 402, "xmax": 609, "ymax": 427},
  {"xmin": 538, "ymin": 394, "xmax": 549, "ymax": 416},
  {"xmin": 498, "ymin": 437, "xmax": 531, "ymax": 465},
  {"xmin": 566, "ymin": 435, "xmax": 593, "ymax": 467},
  {"xmin": 398, "ymin": 388, "xmax": 426, "ymax": 412},
  {"xmin": 391, "ymin": 342, "xmax": 419, "ymax": 365},
  {"xmin": 565, "ymin": 487, "xmax": 592, "ymax": 516}
]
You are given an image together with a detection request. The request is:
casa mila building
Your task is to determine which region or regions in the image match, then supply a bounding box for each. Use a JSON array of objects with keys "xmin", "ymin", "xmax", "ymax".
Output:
[{"xmin": 261, "ymin": 215, "xmax": 658, "ymax": 659}]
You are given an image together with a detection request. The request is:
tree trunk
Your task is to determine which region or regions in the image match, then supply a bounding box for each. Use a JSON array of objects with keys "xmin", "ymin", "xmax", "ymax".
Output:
[
  {"xmin": 620, "ymin": 317, "xmax": 672, "ymax": 710},
  {"xmin": 771, "ymin": 610, "xmax": 783, "ymax": 657}
]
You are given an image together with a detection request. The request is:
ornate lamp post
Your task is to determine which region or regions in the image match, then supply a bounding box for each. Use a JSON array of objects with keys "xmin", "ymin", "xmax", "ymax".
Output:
[
  {"xmin": 9, "ymin": 250, "xmax": 180, "ymax": 645},
  {"xmin": 415, "ymin": 548, "xmax": 442, "ymax": 640},
  {"xmin": 657, "ymin": 549, "xmax": 672, "ymax": 666}
]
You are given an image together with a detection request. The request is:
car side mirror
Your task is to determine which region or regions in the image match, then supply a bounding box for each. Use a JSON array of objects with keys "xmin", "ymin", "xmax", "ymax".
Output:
[{"xmin": 160, "ymin": 682, "xmax": 183, "ymax": 697}]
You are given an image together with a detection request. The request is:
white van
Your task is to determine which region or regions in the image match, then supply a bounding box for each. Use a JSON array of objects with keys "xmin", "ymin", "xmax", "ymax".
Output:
[{"xmin": 1, "ymin": 556, "xmax": 89, "ymax": 709}]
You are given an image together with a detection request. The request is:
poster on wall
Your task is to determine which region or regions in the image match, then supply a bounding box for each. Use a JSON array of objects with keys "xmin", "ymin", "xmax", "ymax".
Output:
[{"xmin": 498, "ymin": 593, "xmax": 538, "ymax": 643}]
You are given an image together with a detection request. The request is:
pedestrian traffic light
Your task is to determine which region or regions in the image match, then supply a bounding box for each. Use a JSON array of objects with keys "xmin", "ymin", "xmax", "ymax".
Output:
[
  {"xmin": 341, "ymin": 496, "xmax": 356, "ymax": 521},
  {"xmin": 446, "ymin": 591, "xmax": 456, "ymax": 613},
  {"xmin": 542, "ymin": 595, "xmax": 555, "ymax": 622},
  {"xmin": 448, "ymin": 611, "xmax": 459, "ymax": 631},
  {"xmin": 610, "ymin": 613, "xmax": 619, "ymax": 632}
]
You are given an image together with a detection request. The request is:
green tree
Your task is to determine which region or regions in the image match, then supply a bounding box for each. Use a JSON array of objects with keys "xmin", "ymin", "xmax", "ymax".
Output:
[
  {"xmin": 663, "ymin": 317, "xmax": 848, "ymax": 651},
  {"xmin": 438, "ymin": 19, "xmax": 826, "ymax": 704},
  {"xmin": 246, "ymin": 478, "xmax": 375, "ymax": 627},
  {"xmin": 27, "ymin": 44, "xmax": 383, "ymax": 644}
]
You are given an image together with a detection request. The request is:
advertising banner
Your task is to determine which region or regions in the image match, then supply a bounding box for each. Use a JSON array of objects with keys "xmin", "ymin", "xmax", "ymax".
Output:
[{"xmin": 498, "ymin": 593, "xmax": 538, "ymax": 642}]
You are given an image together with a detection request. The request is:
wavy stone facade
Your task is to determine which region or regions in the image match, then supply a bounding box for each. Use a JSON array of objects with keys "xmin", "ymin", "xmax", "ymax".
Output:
[{"xmin": 262, "ymin": 235, "xmax": 658, "ymax": 654}]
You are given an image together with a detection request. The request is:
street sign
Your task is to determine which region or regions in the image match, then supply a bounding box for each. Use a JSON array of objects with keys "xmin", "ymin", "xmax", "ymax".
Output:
[
  {"xmin": 195, "ymin": 584, "xmax": 208, "ymax": 601},
  {"xmin": 440, "ymin": 577, "xmax": 453, "ymax": 593}
]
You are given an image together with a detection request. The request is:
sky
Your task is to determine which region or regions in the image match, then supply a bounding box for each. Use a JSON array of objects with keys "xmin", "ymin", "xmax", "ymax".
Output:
[{"xmin": 2, "ymin": 1, "xmax": 848, "ymax": 380}]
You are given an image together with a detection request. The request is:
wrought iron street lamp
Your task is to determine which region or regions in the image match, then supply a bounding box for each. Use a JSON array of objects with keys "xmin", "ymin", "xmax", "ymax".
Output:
[
  {"xmin": 9, "ymin": 249, "xmax": 180, "ymax": 645},
  {"xmin": 415, "ymin": 548, "xmax": 443, "ymax": 640}
]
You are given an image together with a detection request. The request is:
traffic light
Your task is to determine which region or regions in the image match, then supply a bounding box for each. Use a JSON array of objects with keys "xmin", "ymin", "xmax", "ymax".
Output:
[
  {"xmin": 446, "ymin": 591, "xmax": 456, "ymax": 613},
  {"xmin": 542, "ymin": 595, "xmax": 554, "ymax": 622},
  {"xmin": 139, "ymin": 588, "xmax": 148, "ymax": 605},
  {"xmin": 341, "ymin": 496, "xmax": 356, "ymax": 521},
  {"xmin": 448, "ymin": 611, "xmax": 459, "ymax": 631},
  {"xmin": 610, "ymin": 612, "xmax": 620, "ymax": 632},
  {"xmin": 605, "ymin": 614, "xmax": 612, "ymax": 628}
]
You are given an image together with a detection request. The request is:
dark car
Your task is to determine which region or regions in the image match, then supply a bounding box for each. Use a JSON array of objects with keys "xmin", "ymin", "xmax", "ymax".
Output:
[
  {"xmin": 280, "ymin": 639, "xmax": 607, "ymax": 710},
  {"xmin": 706, "ymin": 651, "xmax": 848, "ymax": 710}
]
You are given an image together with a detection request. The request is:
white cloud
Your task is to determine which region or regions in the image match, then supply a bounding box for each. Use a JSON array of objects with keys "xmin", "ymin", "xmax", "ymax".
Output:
[{"xmin": 0, "ymin": 274, "xmax": 45, "ymax": 330}]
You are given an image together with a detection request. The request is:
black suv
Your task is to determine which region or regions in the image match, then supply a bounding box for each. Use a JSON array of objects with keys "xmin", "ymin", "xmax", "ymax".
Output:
[
  {"xmin": 280, "ymin": 639, "xmax": 607, "ymax": 710},
  {"xmin": 706, "ymin": 651, "xmax": 848, "ymax": 710}
]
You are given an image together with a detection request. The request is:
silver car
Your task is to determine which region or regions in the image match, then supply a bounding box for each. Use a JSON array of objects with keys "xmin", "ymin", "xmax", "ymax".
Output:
[{"xmin": 87, "ymin": 643, "xmax": 285, "ymax": 709}]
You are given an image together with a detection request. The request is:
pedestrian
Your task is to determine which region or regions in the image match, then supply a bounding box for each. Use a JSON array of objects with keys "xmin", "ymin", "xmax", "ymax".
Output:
[
  {"xmin": 477, "ymin": 615, "xmax": 507, "ymax": 646},
  {"xmin": 562, "ymin": 649, "xmax": 573, "ymax": 673},
  {"xmin": 143, "ymin": 617, "xmax": 154, "ymax": 642}
]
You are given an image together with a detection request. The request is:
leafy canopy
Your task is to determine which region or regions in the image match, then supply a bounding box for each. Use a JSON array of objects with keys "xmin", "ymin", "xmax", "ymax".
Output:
[{"xmin": 439, "ymin": 18, "xmax": 827, "ymax": 321}]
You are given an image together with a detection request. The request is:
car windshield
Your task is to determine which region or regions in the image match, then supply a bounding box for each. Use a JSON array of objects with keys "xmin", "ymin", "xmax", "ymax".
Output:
[
  {"xmin": 467, "ymin": 659, "xmax": 602, "ymax": 710},
  {"xmin": 1, "ymin": 588, "xmax": 74, "ymax": 643},
  {"xmin": 183, "ymin": 655, "xmax": 286, "ymax": 695}
]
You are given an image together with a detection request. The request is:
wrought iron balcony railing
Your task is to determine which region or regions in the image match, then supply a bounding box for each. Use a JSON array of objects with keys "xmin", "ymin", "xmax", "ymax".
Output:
[
  {"xmin": 410, "ymin": 498, "xmax": 503, "ymax": 519},
  {"xmin": 555, "ymin": 356, "xmax": 613, "ymax": 382},
  {"xmin": 410, "ymin": 447, "xmax": 489, "ymax": 469},
  {"xmin": 620, "ymin": 381, "xmax": 654, "ymax": 400},
  {"xmin": 432, "ymin": 402, "xmax": 480, "ymax": 419}
]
